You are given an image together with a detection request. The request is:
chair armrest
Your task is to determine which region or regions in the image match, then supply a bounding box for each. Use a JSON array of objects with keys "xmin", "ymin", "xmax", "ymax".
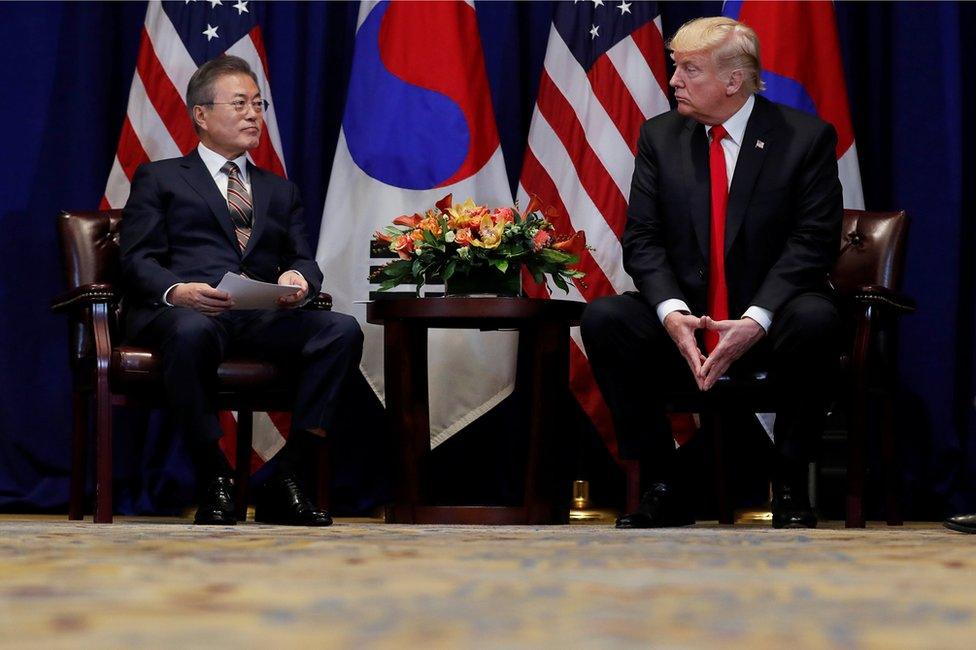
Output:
[
  {"xmin": 851, "ymin": 285, "xmax": 916, "ymax": 314},
  {"xmin": 51, "ymin": 283, "xmax": 118, "ymax": 313},
  {"xmin": 303, "ymin": 292, "xmax": 333, "ymax": 311}
]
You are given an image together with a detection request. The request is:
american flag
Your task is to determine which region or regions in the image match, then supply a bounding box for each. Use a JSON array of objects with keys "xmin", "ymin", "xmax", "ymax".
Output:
[
  {"xmin": 516, "ymin": 1, "xmax": 675, "ymax": 460},
  {"xmin": 102, "ymin": 0, "xmax": 290, "ymax": 470}
]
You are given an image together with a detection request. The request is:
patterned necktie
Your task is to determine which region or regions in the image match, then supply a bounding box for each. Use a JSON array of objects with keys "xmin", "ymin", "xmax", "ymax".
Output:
[
  {"xmin": 705, "ymin": 124, "xmax": 729, "ymax": 353},
  {"xmin": 221, "ymin": 161, "xmax": 252, "ymax": 253}
]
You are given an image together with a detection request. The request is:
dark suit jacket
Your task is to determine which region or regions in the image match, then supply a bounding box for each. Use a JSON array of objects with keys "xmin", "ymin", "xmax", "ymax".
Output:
[
  {"xmin": 622, "ymin": 95, "xmax": 843, "ymax": 319},
  {"xmin": 119, "ymin": 149, "xmax": 323, "ymax": 338}
]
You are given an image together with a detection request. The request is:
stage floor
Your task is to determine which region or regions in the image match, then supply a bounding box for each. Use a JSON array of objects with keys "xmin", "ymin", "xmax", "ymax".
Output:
[{"xmin": 0, "ymin": 516, "xmax": 973, "ymax": 648}]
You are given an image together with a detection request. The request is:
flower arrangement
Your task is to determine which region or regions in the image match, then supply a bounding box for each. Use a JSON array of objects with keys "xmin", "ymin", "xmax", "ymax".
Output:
[{"xmin": 372, "ymin": 194, "xmax": 587, "ymax": 295}]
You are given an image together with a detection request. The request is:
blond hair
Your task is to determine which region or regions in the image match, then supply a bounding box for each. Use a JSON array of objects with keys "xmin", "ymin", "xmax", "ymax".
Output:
[{"xmin": 667, "ymin": 17, "xmax": 765, "ymax": 93}]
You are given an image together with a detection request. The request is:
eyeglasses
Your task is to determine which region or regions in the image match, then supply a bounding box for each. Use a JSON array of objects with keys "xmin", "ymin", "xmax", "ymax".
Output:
[{"xmin": 201, "ymin": 98, "xmax": 269, "ymax": 114}]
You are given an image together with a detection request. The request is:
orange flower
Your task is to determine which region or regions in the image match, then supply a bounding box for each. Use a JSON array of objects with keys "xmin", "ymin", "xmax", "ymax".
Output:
[
  {"xmin": 435, "ymin": 193, "xmax": 453, "ymax": 212},
  {"xmin": 393, "ymin": 214, "xmax": 422, "ymax": 228},
  {"xmin": 553, "ymin": 231, "xmax": 586, "ymax": 258},
  {"xmin": 454, "ymin": 228, "xmax": 473, "ymax": 246},
  {"xmin": 392, "ymin": 234, "xmax": 415, "ymax": 260},
  {"xmin": 374, "ymin": 230, "xmax": 392, "ymax": 243},
  {"xmin": 418, "ymin": 215, "xmax": 442, "ymax": 237},
  {"xmin": 410, "ymin": 229, "xmax": 424, "ymax": 241}
]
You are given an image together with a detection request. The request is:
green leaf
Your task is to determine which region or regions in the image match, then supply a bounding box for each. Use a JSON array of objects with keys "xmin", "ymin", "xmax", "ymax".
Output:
[
  {"xmin": 443, "ymin": 259, "xmax": 457, "ymax": 281},
  {"xmin": 492, "ymin": 259, "xmax": 509, "ymax": 273},
  {"xmin": 552, "ymin": 273, "xmax": 569, "ymax": 293}
]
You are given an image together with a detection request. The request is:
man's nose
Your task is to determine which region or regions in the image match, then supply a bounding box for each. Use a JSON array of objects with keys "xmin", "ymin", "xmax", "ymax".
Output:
[{"xmin": 670, "ymin": 71, "xmax": 682, "ymax": 88}]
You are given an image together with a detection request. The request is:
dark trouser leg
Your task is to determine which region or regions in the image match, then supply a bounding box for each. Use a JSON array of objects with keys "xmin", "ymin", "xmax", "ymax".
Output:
[
  {"xmin": 231, "ymin": 310, "xmax": 364, "ymax": 478},
  {"xmin": 580, "ymin": 293, "xmax": 695, "ymax": 485},
  {"xmin": 767, "ymin": 291, "xmax": 842, "ymax": 465},
  {"xmin": 134, "ymin": 308, "xmax": 232, "ymax": 479}
]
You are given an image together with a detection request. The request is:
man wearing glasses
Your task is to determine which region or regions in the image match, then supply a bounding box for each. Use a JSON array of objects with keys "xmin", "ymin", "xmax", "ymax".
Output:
[{"xmin": 120, "ymin": 56, "xmax": 363, "ymax": 526}]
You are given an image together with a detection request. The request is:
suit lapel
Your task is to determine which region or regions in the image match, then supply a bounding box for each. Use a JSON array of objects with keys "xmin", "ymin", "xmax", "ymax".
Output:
[
  {"xmin": 725, "ymin": 97, "xmax": 775, "ymax": 255},
  {"xmin": 243, "ymin": 161, "xmax": 271, "ymax": 259},
  {"xmin": 681, "ymin": 120, "xmax": 711, "ymax": 261},
  {"xmin": 179, "ymin": 150, "xmax": 240, "ymax": 254}
]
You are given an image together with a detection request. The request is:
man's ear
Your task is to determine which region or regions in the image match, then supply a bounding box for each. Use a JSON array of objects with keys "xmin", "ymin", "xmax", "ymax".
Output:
[
  {"xmin": 192, "ymin": 105, "xmax": 208, "ymax": 132},
  {"xmin": 725, "ymin": 69, "xmax": 744, "ymax": 96}
]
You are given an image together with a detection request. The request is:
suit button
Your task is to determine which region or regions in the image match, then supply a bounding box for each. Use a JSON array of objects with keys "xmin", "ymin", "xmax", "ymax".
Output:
[{"xmin": 697, "ymin": 267, "xmax": 704, "ymax": 279}]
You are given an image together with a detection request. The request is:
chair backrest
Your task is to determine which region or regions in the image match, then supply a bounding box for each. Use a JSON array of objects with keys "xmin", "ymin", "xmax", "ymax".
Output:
[
  {"xmin": 57, "ymin": 209, "xmax": 123, "ymax": 290},
  {"xmin": 830, "ymin": 209, "xmax": 908, "ymax": 297}
]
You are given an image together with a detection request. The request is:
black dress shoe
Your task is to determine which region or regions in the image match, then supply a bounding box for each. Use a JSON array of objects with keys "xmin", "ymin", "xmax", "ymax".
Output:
[
  {"xmin": 194, "ymin": 476, "xmax": 237, "ymax": 525},
  {"xmin": 616, "ymin": 483, "xmax": 695, "ymax": 529},
  {"xmin": 944, "ymin": 514, "xmax": 976, "ymax": 533},
  {"xmin": 254, "ymin": 474, "xmax": 332, "ymax": 526},
  {"xmin": 771, "ymin": 478, "xmax": 817, "ymax": 529}
]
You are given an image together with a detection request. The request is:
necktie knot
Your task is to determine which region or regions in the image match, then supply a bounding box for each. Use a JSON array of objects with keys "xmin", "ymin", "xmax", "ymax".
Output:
[
  {"xmin": 710, "ymin": 124, "xmax": 728, "ymax": 145},
  {"xmin": 221, "ymin": 161, "xmax": 241, "ymax": 179}
]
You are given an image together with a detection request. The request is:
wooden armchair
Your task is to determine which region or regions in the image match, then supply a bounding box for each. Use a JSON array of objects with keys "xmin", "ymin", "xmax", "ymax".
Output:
[
  {"xmin": 51, "ymin": 209, "xmax": 333, "ymax": 523},
  {"xmin": 629, "ymin": 209, "xmax": 914, "ymax": 528}
]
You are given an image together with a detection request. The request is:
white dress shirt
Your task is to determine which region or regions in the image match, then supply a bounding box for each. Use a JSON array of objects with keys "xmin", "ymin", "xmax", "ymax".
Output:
[{"xmin": 655, "ymin": 93, "xmax": 773, "ymax": 332}]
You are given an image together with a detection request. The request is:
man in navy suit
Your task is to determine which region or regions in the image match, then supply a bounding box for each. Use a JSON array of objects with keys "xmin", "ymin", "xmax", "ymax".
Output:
[
  {"xmin": 581, "ymin": 17, "xmax": 843, "ymax": 529},
  {"xmin": 120, "ymin": 56, "xmax": 363, "ymax": 526}
]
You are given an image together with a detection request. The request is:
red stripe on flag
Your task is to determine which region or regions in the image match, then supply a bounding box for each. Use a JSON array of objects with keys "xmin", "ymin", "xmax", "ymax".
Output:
[
  {"xmin": 569, "ymin": 343, "xmax": 620, "ymax": 461},
  {"xmin": 99, "ymin": 195, "xmax": 111, "ymax": 210},
  {"xmin": 587, "ymin": 56, "xmax": 644, "ymax": 154},
  {"xmin": 535, "ymin": 72, "xmax": 629, "ymax": 239},
  {"xmin": 249, "ymin": 27, "xmax": 273, "ymax": 80},
  {"xmin": 117, "ymin": 117, "xmax": 150, "ymax": 181},
  {"xmin": 631, "ymin": 22, "xmax": 669, "ymax": 100},
  {"xmin": 520, "ymin": 149, "xmax": 617, "ymax": 300},
  {"xmin": 136, "ymin": 27, "xmax": 198, "ymax": 155}
]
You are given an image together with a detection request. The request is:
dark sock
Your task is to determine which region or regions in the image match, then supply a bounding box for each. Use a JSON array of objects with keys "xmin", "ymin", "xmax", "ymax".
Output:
[
  {"xmin": 192, "ymin": 439, "xmax": 232, "ymax": 483},
  {"xmin": 275, "ymin": 428, "xmax": 320, "ymax": 480}
]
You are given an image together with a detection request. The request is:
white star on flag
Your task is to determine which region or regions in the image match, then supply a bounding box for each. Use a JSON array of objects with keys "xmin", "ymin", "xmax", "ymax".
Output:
[
  {"xmin": 209, "ymin": 0, "xmax": 222, "ymax": 7},
  {"xmin": 202, "ymin": 23, "xmax": 218, "ymax": 41},
  {"xmin": 589, "ymin": 24, "xmax": 600, "ymax": 39},
  {"xmin": 617, "ymin": 1, "xmax": 632, "ymax": 14},
  {"xmin": 592, "ymin": 0, "xmax": 604, "ymax": 7},
  {"xmin": 233, "ymin": 0, "xmax": 249, "ymax": 15}
]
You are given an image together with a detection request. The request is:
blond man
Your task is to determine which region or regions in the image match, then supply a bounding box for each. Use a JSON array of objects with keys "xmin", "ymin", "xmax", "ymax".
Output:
[{"xmin": 581, "ymin": 17, "xmax": 843, "ymax": 529}]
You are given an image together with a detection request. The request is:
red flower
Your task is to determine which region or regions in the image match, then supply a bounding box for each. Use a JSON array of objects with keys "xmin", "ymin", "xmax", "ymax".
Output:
[
  {"xmin": 455, "ymin": 228, "xmax": 473, "ymax": 246},
  {"xmin": 393, "ymin": 214, "xmax": 422, "ymax": 228},
  {"xmin": 492, "ymin": 207, "xmax": 515, "ymax": 224},
  {"xmin": 435, "ymin": 193, "xmax": 453, "ymax": 212},
  {"xmin": 374, "ymin": 230, "xmax": 392, "ymax": 243},
  {"xmin": 553, "ymin": 231, "xmax": 586, "ymax": 258},
  {"xmin": 532, "ymin": 229, "xmax": 552, "ymax": 251}
]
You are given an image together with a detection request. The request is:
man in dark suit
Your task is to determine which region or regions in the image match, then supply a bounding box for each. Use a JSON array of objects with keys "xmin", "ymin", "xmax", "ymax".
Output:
[
  {"xmin": 581, "ymin": 17, "xmax": 843, "ymax": 529},
  {"xmin": 120, "ymin": 56, "xmax": 363, "ymax": 526}
]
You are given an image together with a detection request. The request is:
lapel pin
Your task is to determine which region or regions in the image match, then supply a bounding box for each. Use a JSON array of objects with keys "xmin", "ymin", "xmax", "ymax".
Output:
[{"xmin": 755, "ymin": 139, "xmax": 765, "ymax": 149}]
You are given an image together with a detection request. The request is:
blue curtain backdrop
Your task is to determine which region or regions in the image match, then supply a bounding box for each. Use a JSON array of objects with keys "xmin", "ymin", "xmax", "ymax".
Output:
[{"xmin": 0, "ymin": 1, "xmax": 972, "ymax": 516}]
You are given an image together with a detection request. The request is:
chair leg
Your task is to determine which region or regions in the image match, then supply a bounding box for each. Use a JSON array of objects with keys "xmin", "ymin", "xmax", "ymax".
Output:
[
  {"xmin": 69, "ymin": 389, "xmax": 88, "ymax": 520},
  {"xmin": 623, "ymin": 460, "xmax": 640, "ymax": 514},
  {"xmin": 881, "ymin": 389, "xmax": 903, "ymax": 525},
  {"xmin": 710, "ymin": 411, "xmax": 734, "ymax": 525},
  {"xmin": 316, "ymin": 437, "xmax": 332, "ymax": 512},
  {"xmin": 846, "ymin": 310, "xmax": 871, "ymax": 529},
  {"xmin": 93, "ymin": 383, "xmax": 113, "ymax": 524},
  {"xmin": 235, "ymin": 411, "xmax": 253, "ymax": 521}
]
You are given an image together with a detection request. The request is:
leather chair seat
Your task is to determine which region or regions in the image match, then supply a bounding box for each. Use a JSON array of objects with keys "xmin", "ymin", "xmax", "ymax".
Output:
[{"xmin": 112, "ymin": 346, "xmax": 289, "ymax": 391}]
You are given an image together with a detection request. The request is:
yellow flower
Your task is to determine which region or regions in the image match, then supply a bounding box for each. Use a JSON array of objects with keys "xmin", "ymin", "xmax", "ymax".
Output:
[
  {"xmin": 470, "ymin": 214, "xmax": 505, "ymax": 249},
  {"xmin": 446, "ymin": 198, "xmax": 488, "ymax": 230}
]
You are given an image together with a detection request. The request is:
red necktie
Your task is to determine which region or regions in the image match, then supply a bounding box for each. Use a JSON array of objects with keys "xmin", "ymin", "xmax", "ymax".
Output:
[{"xmin": 705, "ymin": 124, "xmax": 729, "ymax": 353}]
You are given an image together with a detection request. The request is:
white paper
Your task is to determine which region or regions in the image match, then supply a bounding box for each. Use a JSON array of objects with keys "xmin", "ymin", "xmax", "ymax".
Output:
[{"xmin": 215, "ymin": 272, "xmax": 300, "ymax": 310}]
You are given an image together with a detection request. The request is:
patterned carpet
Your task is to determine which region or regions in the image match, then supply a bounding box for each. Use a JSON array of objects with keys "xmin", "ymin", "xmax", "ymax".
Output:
[{"xmin": 0, "ymin": 516, "xmax": 974, "ymax": 649}]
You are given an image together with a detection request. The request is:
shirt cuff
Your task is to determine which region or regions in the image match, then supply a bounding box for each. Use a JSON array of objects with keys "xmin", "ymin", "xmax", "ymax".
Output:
[
  {"xmin": 162, "ymin": 283, "xmax": 182, "ymax": 306},
  {"xmin": 655, "ymin": 298, "xmax": 691, "ymax": 324},
  {"xmin": 742, "ymin": 305, "xmax": 773, "ymax": 332}
]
